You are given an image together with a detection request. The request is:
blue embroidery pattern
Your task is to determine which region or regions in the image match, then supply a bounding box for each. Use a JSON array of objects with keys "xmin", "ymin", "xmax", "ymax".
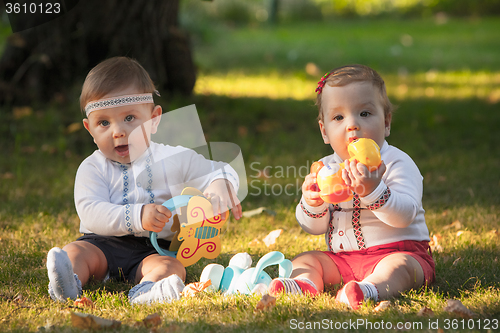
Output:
[
  {"xmin": 212, "ymin": 171, "xmax": 239, "ymax": 188},
  {"xmin": 146, "ymin": 157, "xmax": 155, "ymax": 204},
  {"xmin": 120, "ymin": 164, "xmax": 133, "ymax": 234}
]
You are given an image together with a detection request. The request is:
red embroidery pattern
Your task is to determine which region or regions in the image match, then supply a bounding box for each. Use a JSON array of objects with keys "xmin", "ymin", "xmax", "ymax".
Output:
[
  {"xmin": 352, "ymin": 193, "xmax": 366, "ymax": 250},
  {"xmin": 366, "ymin": 188, "xmax": 392, "ymax": 210},
  {"xmin": 327, "ymin": 204, "xmax": 341, "ymax": 250},
  {"xmin": 300, "ymin": 200, "xmax": 328, "ymax": 219}
]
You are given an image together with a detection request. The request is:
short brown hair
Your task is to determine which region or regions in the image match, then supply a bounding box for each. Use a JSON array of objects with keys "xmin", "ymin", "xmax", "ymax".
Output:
[
  {"xmin": 316, "ymin": 64, "xmax": 394, "ymax": 121},
  {"xmin": 80, "ymin": 57, "xmax": 156, "ymax": 113}
]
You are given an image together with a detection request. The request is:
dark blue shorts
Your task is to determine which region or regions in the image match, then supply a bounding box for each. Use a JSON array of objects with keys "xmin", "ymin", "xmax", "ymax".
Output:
[{"xmin": 77, "ymin": 234, "xmax": 171, "ymax": 283}]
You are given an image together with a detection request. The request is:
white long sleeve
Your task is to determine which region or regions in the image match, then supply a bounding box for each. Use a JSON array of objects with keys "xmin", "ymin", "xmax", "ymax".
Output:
[
  {"xmin": 74, "ymin": 142, "xmax": 239, "ymax": 239},
  {"xmin": 295, "ymin": 199, "xmax": 330, "ymax": 235},
  {"xmin": 296, "ymin": 141, "xmax": 429, "ymax": 252}
]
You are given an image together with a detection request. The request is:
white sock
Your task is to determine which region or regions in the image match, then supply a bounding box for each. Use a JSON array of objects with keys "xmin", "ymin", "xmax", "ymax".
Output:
[
  {"xmin": 47, "ymin": 247, "xmax": 82, "ymax": 302},
  {"xmin": 128, "ymin": 274, "xmax": 185, "ymax": 305},
  {"xmin": 357, "ymin": 281, "xmax": 379, "ymax": 301}
]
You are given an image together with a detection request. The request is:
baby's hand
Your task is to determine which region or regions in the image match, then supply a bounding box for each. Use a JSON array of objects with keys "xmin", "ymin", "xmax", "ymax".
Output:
[
  {"xmin": 342, "ymin": 159, "xmax": 386, "ymax": 197},
  {"xmin": 141, "ymin": 204, "xmax": 172, "ymax": 233},
  {"xmin": 302, "ymin": 172, "xmax": 324, "ymax": 207},
  {"xmin": 204, "ymin": 179, "xmax": 242, "ymax": 220}
]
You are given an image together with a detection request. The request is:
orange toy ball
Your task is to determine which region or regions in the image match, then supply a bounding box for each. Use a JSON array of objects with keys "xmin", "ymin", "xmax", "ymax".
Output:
[{"xmin": 316, "ymin": 164, "xmax": 353, "ymax": 204}]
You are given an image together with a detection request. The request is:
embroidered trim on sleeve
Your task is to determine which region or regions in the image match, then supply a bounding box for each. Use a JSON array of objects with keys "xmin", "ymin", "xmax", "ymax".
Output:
[
  {"xmin": 300, "ymin": 200, "xmax": 328, "ymax": 219},
  {"xmin": 366, "ymin": 188, "xmax": 391, "ymax": 210}
]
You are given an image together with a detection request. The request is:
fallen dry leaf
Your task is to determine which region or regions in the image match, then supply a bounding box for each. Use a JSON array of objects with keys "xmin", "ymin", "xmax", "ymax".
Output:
[
  {"xmin": 242, "ymin": 207, "xmax": 266, "ymax": 218},
  {"xmin": 182, "ymin": 280, "xmax": 212, "ymax": 298},
  {"xmin": 452, "ymin": 257, "xmax": 462, "ymax": 266},
  {"xmin": 262, "ymin": 229, "xmax": 283, "ymax": 247},
  {"xmin": 242, "ymin": 207, "xmax": 277, "ymax": 218},
  {"xmin": 429, "ymin": 234, "xmax": 443, "ymax": 253},
  {"xmin": 255, "ymin": 294, "xmax": 276, "ymax": 311},
  {"xmin": 373, "ymin": 300, "xmax": 391, "ymax": 312},
  {"xmin": 141, "ymin": 313, "xmax": 162, "ymax": 328},
  {"xmin": 74, "ymin": 296, "xmax": 94, "ymax": 308},
  {"xmin": 443, "ymin": 299, "xmax": 475, "ymax": 318},
  {"xmin": 255, "ymin": 169, "xmax": 271, "ymax": 179},
  {"xmin": 417, "ymin": 306, "xmax": 435, "ymax": 317},
  {"xmin": 13, "ymin": 294, "xmax": 23, "ymax": 304},
  {"xmin": 71, "ymin": 311, "xmax": 121, "ymax": 330},
  {"xmin": 1, "ymin": 172, "xmax": 14, "ymax": 180},
  {"xmin": 238, "ymin": 125, "xmax": 248, "ymax": 137},
  {"xmin": 66, "ymin": 122, "xmax": 82, "ymax": 134},
  {"xmin": 13, "ymin": 106, "xmax": 33, "ymax": 119},
  {"xmin": 248, "ymin": 238, "xmax": 260, "ymax": 247},
  {"xmin": 21, "ymin": 146, "xmax": 36, "ymax": 154},
  {"xmin": 305, "ymin": 62, "xmax": 321, "ymax": 76},
  {"xmin": 488, "ymin": 229, "xmax": 499, "ymax": 237},
  {"xmin": 443, "ymin": 220, "xmax": 462, "ymax": 230}
]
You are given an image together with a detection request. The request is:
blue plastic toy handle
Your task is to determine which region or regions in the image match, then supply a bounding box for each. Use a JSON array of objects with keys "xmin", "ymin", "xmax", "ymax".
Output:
[
  {"xmin": 149, "ymin": 195, "xmax": 194, "ymax": 257},
  {"xmin": 250, "ymin": 251, "xmax": 285, "ymax": 284},
  {"xmin": 162, "ymin": 195, "xmax": 194, "ymax": 212},
  {"xmin": 278, "ymin": 259, "xmax": 293, "ymax": 279}
]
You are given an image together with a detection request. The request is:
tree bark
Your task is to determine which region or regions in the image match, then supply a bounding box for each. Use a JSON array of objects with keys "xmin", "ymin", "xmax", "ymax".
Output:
[{"xmin": 0, "ymin": 0, "xmax": 196, "ymax": 105}]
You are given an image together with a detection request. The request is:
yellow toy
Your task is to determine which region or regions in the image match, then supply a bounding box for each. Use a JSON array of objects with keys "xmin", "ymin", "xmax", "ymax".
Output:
[
  {"xmin": 311, "ymin": 138, "xmax": 381, "ymax": 204},
  {"xmin": 150, "ymin": 188, "xmax": 228, "ymax": 267}
]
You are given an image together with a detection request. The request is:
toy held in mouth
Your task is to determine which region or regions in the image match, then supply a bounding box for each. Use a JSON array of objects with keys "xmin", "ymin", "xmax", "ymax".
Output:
[{"xmin": 311, "ymin": 138, "xmax": 381, "ymax": 204}]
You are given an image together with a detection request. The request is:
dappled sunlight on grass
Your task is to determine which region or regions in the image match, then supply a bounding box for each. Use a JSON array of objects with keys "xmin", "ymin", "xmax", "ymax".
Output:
[
  {"xmin": 387, "ymin": 70, "xmax": 500, "ymax": 102},
  {"xmin": 195, "ymin": 70, "xmax": 500, "ymax": 103},
  {"xmin": 195, "ymin": 71, "xmax": 316, "ymax": 101}
]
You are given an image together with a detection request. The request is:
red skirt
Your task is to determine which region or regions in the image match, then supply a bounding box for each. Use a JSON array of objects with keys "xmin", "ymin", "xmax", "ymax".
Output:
[{"xmin": 323, "ymin": 240, "xmax": 435, "ymax": 284}]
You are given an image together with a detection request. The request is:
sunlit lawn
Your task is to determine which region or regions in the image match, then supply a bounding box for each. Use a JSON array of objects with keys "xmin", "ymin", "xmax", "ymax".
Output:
[{"xmin": 195, "ymin": 69, "xmax": 500, "ymax": 102}]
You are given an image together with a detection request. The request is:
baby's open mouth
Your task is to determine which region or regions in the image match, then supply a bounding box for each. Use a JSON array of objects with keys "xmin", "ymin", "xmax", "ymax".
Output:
[
  {"xmin": 115, "ymin": 145, "xmax": 129, "ymax": 156},
  {"xmin": 348, "ymin": 136, "xmax": 359, "ymax": 144}
]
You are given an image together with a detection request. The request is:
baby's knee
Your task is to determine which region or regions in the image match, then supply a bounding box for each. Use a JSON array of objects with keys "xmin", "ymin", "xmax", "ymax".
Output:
[
  {"xmin": 292, "ymin": 251, "xmax": 323, "ymax": 265},
  {"xmin": 162, "ymin": 257, "xmax": 186, "ymax": 280},
  {"xmin": 378, "ymin": 254, "xmax": 424, "ymax": 284},
  {"xmin": 62, "ymin": 242, "xmax": 81, "ymax": 254}
]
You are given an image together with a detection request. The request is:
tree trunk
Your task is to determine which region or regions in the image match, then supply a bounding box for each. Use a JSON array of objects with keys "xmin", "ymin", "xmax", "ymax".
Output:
[{"xmin": 0, "ymin": 0, "xmax": 196, "ymax": 105}]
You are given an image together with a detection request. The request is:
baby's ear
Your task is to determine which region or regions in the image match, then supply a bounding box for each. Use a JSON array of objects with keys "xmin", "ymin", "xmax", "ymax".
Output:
[
  {"xmin": 384, "ymin": 113, "xmax": 392, "ymax": 137},
  {"xmin": 82, "ymin": 118, "xmax": 90, "ymax": 132},
  {"xmin": 318, "ymin": 120, "xmax": 330, "ymax": 144},
  {"xmin": 151, "ymin": 105, "xmax": 162, "ymax": 134}
]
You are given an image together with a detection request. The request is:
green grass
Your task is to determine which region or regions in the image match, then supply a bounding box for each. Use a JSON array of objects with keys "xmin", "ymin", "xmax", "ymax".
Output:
[{"xmin": 1, "ymin": 18, "xmax": 500, "ymax": 332}]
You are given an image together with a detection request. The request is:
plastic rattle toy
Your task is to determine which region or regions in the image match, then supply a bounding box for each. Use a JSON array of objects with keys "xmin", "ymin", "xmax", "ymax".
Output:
[
  {"xmin": 311, "ymin": 138, "xmax": 381, "ymax": 204},
  {"xmin": 150, "ymin": 187, "xmax": 228, "ymax": 267},
  {"xmin": 199, "ymin": 251, "xmax": 292, "ymax": 295}
]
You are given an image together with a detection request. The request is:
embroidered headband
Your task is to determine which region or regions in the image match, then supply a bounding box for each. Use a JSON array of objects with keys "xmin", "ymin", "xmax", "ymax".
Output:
[
  {"xmin": 315, "ymin": 71, "xmax": 333, "ymax": 95},
  {"xmin": 84, "ymin": 91, "xmax": 159, "ymax": 117}
]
